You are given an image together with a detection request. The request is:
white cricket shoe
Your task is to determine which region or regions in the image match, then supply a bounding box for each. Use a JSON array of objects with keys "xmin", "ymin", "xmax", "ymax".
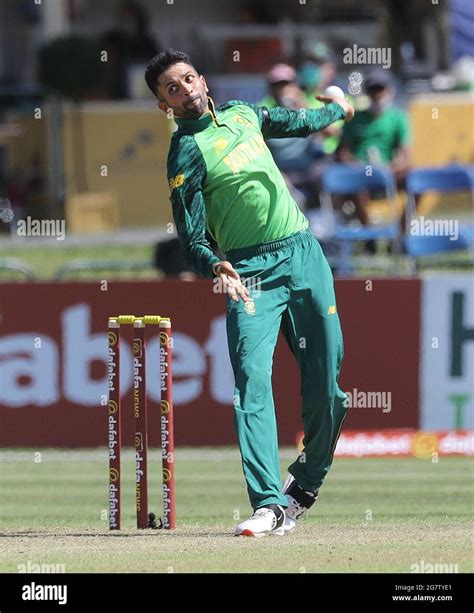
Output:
[
  {"xmin": 234, "ymin": 504, "xmax": 286, "ymax": 538},
  {"xmin": 282, "ymin": 474, "xmax": 319, "ymax": 533}
]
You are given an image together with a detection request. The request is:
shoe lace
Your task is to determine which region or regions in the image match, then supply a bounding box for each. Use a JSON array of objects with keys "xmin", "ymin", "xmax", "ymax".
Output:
[{"xmin": 252, "ymin": 508, "xmax": 274, "ymax": 519}]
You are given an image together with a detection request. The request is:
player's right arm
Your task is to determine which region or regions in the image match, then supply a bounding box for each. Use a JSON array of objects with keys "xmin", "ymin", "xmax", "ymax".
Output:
[
  {"xmin": 258, "ymin": 99, "xmax": 353, "ymax": 139},
  {"xmin": 223, "ymin": 98, "xmax": 353, "ymax": 140},
  {"xmin": 167, "ymin": 134, "xmax": 220, "ymax": 278}
]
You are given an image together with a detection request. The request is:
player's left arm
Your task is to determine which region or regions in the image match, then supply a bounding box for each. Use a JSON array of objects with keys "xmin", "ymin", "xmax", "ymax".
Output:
[{"xmin": 253, "ymin": 95, "xmax": 354, "ymax": 139}]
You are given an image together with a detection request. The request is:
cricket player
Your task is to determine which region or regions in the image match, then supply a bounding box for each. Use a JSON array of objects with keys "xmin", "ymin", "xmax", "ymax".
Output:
[{"xmin": 145, "ymin": 49, "xmax": 354, "ymax": 537}]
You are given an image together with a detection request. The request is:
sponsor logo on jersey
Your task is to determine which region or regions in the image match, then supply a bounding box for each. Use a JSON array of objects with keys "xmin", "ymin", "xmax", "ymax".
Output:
[
  {"xmin": 233, "ymin": 114, "xmax": 254, "ymax": 127},
  {"xmin": 169, "ymin": 173, "xmax": 185, "ymax": 191},
  {"xmin": 222, "ymin": 134, "xmax": 266, "ymax": 174},
  {"xmin": 214, "ymin": 138, "xmax": 229, "ymax": 154}
]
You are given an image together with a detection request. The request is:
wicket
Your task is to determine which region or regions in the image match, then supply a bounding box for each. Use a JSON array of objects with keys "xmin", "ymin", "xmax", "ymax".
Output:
[{"xmin": 108, "ymin": 315, "xmax": 176, "ymax": 530}]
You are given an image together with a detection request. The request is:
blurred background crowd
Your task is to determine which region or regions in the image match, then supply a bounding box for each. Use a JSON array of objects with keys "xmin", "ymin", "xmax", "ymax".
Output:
[{"xmin": 0, "ymin": 0, "xmax": 472, "ymax": 279}]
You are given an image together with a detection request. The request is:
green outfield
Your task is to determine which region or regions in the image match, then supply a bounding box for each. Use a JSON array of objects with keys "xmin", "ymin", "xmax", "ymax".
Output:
[
  {"xmin": 1, "ymin": 239, "xmax": 472, "ymax": 281},
  {"xmin": 0, "ymin": 448, "xmax": 472, "ymax": 573}
]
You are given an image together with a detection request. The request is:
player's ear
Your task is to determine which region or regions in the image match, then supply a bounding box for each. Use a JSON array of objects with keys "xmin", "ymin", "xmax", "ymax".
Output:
[
  {"xmin": 201, "ymin": 75, "xmax": 209, "ymax": 93},
  {"xmin": 157, "ymin": 100, "xmax": 169, "ymax": 114}
]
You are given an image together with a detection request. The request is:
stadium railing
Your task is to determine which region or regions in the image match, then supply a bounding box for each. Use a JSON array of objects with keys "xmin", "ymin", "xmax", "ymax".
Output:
[
  {"xmin": 0, "ymin": 257, "xmax": 36, "ymax": 280},
  {"xmin": 53, "ymin": 259, "xmax": 155, "ymax": 280}
]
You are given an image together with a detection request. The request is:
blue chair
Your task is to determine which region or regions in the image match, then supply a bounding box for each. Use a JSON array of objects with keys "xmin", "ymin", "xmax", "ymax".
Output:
[
  {"xmin": 319, "ymin": 163, "xmax": 400, "ymax": 273},
  {"xmin": 404, "ymin": 165, "xmax": 474, "ymax": 262}
]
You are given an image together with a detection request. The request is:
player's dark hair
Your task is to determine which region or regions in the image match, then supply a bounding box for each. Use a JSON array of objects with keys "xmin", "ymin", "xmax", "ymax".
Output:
[{"xmin": 144, "ymin": 49, "xmax": 194, "ymax": 99}]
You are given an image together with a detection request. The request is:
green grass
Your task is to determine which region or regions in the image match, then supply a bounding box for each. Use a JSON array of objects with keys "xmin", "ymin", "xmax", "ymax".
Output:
[
  {"xmin": 0, "ymin": 244, "xmax": 157, "ymax": 280},
  {"xmin": 2, "ymin": 235, "xmax": 472, "ymax": 281},
  {"xmin": 0, "ymin": 448, "xmax": 472, "ymax": 573}
]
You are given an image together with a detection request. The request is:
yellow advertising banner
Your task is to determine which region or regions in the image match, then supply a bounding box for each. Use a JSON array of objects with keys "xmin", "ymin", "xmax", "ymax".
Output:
[
  {"xmin": 62, "ymin": 102, "xmax": 174, "ymax": 228},
  {"xmin": 409, "ymin": 92, "xmax": 473, "ymax": 216},
  {"xmin": 410, "ymin": 92, "xmax": 474, "ymax": 166}
]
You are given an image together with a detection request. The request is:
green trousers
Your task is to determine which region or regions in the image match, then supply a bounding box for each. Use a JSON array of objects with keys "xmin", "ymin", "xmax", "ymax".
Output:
[{"xmin": 226, "ymin": 229, "xmax": 348, "ymax": 510}]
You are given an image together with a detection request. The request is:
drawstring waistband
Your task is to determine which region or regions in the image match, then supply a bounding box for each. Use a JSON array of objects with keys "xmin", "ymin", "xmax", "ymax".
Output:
[{"xmin": 226, "ymin": 228, "xmax": 313, "ymax": 262}]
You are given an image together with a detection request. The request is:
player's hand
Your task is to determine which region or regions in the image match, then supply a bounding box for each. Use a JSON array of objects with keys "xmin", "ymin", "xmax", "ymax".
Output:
[
  {"xmin": 213, "ymin": 261, "xmax": 251, "ymax": 303},
  {"xmin": 316, "ymin": 95, "xmax": 355, "ymax": 121}
]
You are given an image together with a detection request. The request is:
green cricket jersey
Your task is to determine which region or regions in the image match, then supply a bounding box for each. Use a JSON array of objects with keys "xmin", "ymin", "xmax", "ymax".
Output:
[{"xmin": 167, "ymin": 99, "xmax": 346, "ymax": 277}]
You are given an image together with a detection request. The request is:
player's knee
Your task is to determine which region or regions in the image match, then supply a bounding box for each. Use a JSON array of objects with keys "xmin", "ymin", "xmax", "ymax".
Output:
[{"xmin": 235, "ymin": 365, "xmax": 272, "ymax": 403}]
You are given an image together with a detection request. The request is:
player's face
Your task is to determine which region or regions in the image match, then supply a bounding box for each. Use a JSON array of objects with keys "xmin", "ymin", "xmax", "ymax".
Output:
[{"xmin": 157, "ymin": 62, "xmax": 209, "ymax": 119}]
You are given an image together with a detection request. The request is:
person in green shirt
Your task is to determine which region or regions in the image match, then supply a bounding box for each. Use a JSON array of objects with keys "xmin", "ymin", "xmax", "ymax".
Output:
[
  {"xmin": 258, "ymin": 63, "xmax": 327, "ymax": 211},
  {"xmin": 259, "ymin": 63, "xmax": 345, "ymax": 212},
  {"xmin": 145, "ymin": 49, "xmax": 354, "ymax": 537},
  {"xmin": 338, "ymin": 69, "xmax": 413, "ymax": 231},
  {"xmin": 261, "ymin": 63, "xmax": 343, "ymax": 157},
  {"xmin": 297, "ymin": 52, "xmax": 343, "ymax": 156}
]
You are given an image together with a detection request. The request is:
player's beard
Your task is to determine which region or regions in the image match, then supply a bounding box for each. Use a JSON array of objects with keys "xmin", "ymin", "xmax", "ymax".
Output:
[{"xmin": 182, "ymin": 92, "xmax": 208, "ymax": 118}]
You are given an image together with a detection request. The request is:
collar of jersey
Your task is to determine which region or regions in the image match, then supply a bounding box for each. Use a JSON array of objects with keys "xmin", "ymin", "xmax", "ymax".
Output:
[
  {"xmin": 174, "ymin": 98, "xmax": 221, "ymax": 134},
  {"xmin": 174, "ymin": 111, "xmax": 214, "ymax": 134}
]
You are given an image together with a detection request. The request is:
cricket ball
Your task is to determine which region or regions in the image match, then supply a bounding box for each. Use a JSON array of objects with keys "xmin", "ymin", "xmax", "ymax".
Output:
[{"xmin": 324, "ymin": 85, "xmax": 345, "ymax": 99}]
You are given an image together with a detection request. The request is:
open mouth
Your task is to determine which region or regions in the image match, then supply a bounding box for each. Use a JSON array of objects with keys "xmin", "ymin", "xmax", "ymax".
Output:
[{"xmin": 187, "ymin": 96, "xmax": 201, "ymax": 107}]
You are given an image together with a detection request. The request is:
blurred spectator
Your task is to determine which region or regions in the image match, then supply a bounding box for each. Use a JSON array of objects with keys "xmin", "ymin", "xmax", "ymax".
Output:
[
  {"xmin": 298, "ymin": 42, "xmax": 336, "ymax": 98},
  {"xmin": 337, "ymin": 69, "xmax": 414, "ymax": 236},
  {"xmin": 259, "ymin": 64, "xmax": 323, "ymax": 209},
  {"xmin": 259, "ymin": 63, "xmax": 336, "ymax": 210},
  {"xmin": 154, "ymin": 238, "xmax": 196, "ymax": 280},
  {"xmin": 259, "ymin": 64, "xmax": 306, "ymax": 110},
  {"xmin": 102, "ymin": 1, "xmax": 160, "ymax": 99},
  {"xmin": 297, "ymin": 42, "xmax": 343, "ymax": 156},
  {"xmin": 154, "ymin": 234, "xmax": 221, "ymax": 281}
]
